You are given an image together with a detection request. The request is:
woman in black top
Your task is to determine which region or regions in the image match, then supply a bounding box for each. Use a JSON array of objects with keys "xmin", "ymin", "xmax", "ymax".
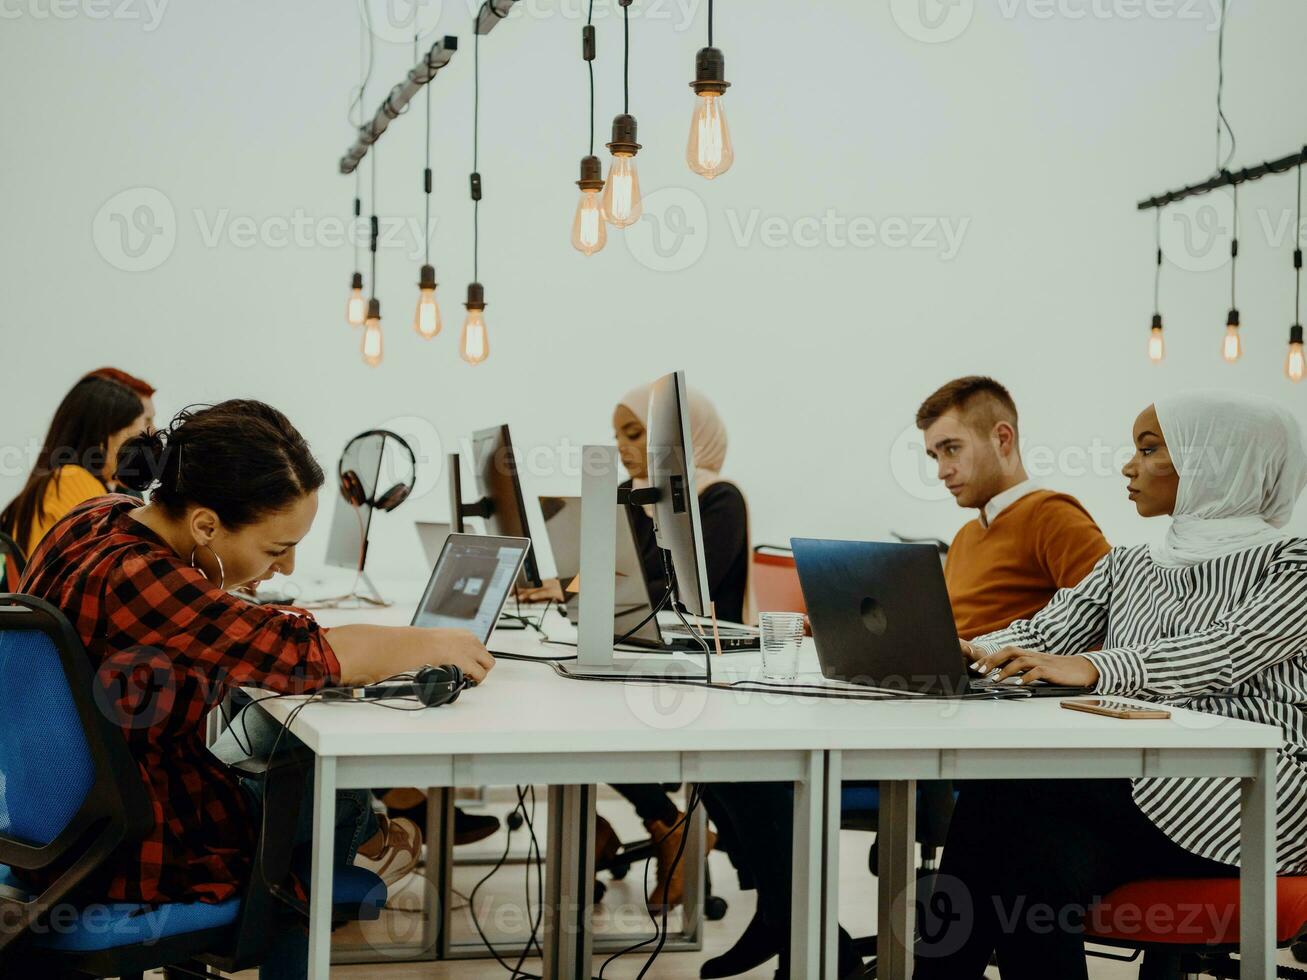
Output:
[
  {"xmin": 614, "ymin": 382, "xmax": 751, "ymax": 624},
  {"xmin": 520, "ymin": 383, "xmax": 753, "ymax": 909},
  {"xmin": 610, "ymin": 382, "xmax": 752, "ymax": 908}
]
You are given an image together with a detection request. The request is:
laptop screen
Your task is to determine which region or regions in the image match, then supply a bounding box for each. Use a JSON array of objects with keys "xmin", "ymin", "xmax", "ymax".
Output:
[{"xmin": 412, "ymin": 533, "xmax": 531, "ymax": 642}]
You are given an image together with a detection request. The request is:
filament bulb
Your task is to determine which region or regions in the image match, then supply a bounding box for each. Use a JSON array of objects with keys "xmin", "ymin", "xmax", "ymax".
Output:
[
  {"xmin": 686, "ymin": 93, "xmax": 734, "ymax": 179},
  {"xmin": 361, "ymin": 299, "xmax": 383, "ymax": 367},
  {"xmin": 413, "ymin": 265, "xmax": 442, "ymax": 339},
  {"xmin": 346, "ymin": 272, "xmax": 366, "ymax": 327}
]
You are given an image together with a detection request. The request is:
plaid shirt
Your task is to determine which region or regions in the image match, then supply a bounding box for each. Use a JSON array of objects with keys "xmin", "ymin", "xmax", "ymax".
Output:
[{"xmin": 20, "ymin": 497, "xmax": 340, "ymax": 904}]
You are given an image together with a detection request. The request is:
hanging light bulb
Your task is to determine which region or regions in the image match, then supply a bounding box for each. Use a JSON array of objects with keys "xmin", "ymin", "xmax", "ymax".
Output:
[
  {"xmin": 1221, "ymin": 308, "xmax": 1243, "ymax": 363},
  {"xmin": 361, "ymin": 298, "xmax": 383, "ymax": 367},
  {"xmin": 1147, "ymin": 213, "xmax": 1165, "ymax": 364},
  {"xmin": 346, "ymin": 272, "xmax": 366, "ymax": 327},
  {"xmin": 1221, "ymin": 192, "xmax": 1243, "ymax": 364},
  {"xmin": 1287, "ymin": 325, "xmax": 1305, "ymax": 383},
  {"xmin": 413, "ymin": 264, "xmax": 442, "ymax": 339},
  {"xmin": 571, "ymin": 155, "xmax": 607, "ymax": 255},
  {"xmin": 687, "ymin": 47, "xmax": 733, "ymax": 179},
  {"xmin": 1149, "ymin": 314, "xmax": 1165, "ymax": 363},
  {"xmin": 460, "ymin": 283, "xmax": 489, "ymax": 366},
  {"xmin": 603, "ymin": 114, "xmax": 642, "ymax": 228}
]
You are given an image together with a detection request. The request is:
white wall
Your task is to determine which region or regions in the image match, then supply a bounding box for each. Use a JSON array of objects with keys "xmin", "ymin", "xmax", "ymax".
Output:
[{"xmin": 2, "ymin": 0, "xmax": 1305, "ymax": 581}]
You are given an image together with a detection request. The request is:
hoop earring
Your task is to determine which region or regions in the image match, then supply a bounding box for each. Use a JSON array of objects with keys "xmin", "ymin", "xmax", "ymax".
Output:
[{"xmin": 190, "ymin": 543, "xmax": 226, "ymax": 591}]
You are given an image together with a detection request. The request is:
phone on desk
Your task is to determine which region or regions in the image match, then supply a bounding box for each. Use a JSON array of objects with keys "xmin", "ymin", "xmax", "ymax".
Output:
[{"xmin": 1062, "ymin": 698, "xmax": 1170, "ymax": 720}]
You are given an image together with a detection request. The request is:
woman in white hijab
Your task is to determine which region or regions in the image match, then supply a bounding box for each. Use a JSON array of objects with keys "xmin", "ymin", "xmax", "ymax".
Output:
[
  {"xmin": 520, "ymin": 382, "xmax": 751, "ymax": 913},
  {"xmin": 613, "ymin": 381, "xmax": 750, "ymax": 624},
  {"xmin": 916, "ymin": 391, "xmax": 1307, "ymax": 978}
]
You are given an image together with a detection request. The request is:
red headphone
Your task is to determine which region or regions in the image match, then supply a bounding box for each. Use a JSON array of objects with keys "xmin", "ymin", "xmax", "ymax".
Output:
[{"xmin": 338, "ymin": 430, "xmax": 417, "ymax": 512}]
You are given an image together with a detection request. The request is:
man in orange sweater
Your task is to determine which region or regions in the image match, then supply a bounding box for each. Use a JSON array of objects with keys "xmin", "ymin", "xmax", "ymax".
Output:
[{"xmin": 916, "ymin": 376, "xmax": 1110, "ymax": 639}]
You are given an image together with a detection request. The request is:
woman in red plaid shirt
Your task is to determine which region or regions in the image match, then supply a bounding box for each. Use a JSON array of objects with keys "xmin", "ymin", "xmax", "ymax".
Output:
[{"xmin": 20, "ymin": 399, "xmax": 495, "ymax": 979}]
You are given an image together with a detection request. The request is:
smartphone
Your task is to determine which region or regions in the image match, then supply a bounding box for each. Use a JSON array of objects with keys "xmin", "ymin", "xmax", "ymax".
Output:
[{"xmin": 1062, "ymin": 698, "xmax": 1170, "ymax": 720}]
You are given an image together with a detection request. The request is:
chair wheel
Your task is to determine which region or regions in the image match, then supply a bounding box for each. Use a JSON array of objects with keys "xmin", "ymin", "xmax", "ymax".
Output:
[
  {"xmin": 609, "ymin": 860, "xmax": 630, "ymax": 881},
  {"xmin": 704, "ymin": 895, "xmax": 728, "ymax": 920},
  {"xmin": 506, "ymin": 810, "xmax": 525, "ymax": 831},
  {"xmin": 1293, "ymin": 940, "xmax": 1307, "ymax": 963},
  {"xmin": 594, "ymin": 879, "xmax": 607, "ymax": 904}
]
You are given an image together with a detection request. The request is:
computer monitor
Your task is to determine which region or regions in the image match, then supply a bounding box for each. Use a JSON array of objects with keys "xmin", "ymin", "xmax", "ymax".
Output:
[
  {"xmin": 448, "ymin": 424, "xmax": 542, "ymax": 588},
  {"xmin": 645, "ymin": 370, "xmax": 713, "ymax": 618},
  {"xmin": 324, "ymin": 432, "xmax": 385, "ymax": 572}
]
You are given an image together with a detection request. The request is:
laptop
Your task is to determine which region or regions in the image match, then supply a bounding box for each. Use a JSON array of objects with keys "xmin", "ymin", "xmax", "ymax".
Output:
[
  {"xmin": 415, "ymin": 520, "xmax": 452, "ymax": 569},
  {"xmin": 539, "ymin": 495, "xmax": 760, "ymax": 652},
  {"xmin": 412, "ymin": 532, "xmax": 531, "ymax": 643},
  {"xmin": 791, "ymin": 538, "xmax": 1091, "ymax": 698}
]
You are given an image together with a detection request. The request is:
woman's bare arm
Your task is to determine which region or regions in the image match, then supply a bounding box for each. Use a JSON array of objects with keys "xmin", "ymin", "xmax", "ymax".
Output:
[{"xmin": 327, "ymin": 624, "xmax": 496, "ymax": 686}]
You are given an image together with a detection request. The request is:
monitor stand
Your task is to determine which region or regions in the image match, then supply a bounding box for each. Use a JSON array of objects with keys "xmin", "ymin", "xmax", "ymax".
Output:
[
  {"xmin": 311, "ymin": 570, "xmax": 391, "ymax": 609},
  {"xmin": 555, "ymin": 445, "xmax": 702, "ymax": 680}
]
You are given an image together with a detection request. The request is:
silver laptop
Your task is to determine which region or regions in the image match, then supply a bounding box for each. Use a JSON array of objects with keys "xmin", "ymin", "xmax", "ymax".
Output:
[{"xmin": 413, "ymin": 533, "xmax": 531, "ymax": 643}]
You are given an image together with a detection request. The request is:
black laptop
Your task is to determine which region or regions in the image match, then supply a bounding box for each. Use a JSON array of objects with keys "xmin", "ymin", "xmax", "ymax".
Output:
[{"xmin": 790, "ymin": 538, "xmax": 1091, "ymax": 698}]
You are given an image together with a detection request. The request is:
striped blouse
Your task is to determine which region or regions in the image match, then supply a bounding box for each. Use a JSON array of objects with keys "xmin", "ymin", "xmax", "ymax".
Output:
[{"xmin": 972, "ymin": 539, "xmax": 1307, "ymax": 874}]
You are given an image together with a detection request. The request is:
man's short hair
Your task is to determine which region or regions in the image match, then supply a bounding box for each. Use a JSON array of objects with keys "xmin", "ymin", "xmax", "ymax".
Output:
[{"xmin": 915, "ymin": 376, "xmax": 1019, "ymax": 438}]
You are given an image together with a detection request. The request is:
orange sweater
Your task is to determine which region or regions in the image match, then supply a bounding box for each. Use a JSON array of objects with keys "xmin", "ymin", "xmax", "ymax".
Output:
[{"xmin": 944, "ymin": 490, "xmax": 1109, "ymax": 640}]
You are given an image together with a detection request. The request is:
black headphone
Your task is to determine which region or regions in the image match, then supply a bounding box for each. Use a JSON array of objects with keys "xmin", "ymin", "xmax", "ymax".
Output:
[
  {"xmin": 322, "ymin": 664, "xmax": 470, "ymax": 707},
  {"xmin": 338, "ymin": 429, "xmax": 417, "ymax": 512}
]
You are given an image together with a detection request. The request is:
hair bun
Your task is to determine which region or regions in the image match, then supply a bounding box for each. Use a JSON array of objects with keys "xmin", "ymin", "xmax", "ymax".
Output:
[{"xmin": 115, "ymin": 430, "xmax": 168, "ymax": 493}]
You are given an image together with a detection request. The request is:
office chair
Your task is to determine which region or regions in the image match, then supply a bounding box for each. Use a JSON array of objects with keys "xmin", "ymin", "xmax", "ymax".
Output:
[
  {"xmin": 751, "ymin": 544, "xmax": 808, "ymax": 617},
  {"xmin": 1083, "ymin": 875, "xmax": 1307, "ymax": 979},
  {"xmin": 0, "ymin": 532, "xmax": 24, "ymax": 591},
  {"xmin": 0, "ymin": 593, "xmax": 386, "ymax": 979}
]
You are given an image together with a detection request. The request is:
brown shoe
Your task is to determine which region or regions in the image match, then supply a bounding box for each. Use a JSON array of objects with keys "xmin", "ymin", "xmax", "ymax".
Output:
[
  {"xmin": 646, "ymin": 813, "xmax": 717, "ymax": 910},
  {"xmin": 355, "ymin": 814, "xmax": 422, "ymax": 887},
  {"xmin": 594, "ymin": 813, "xmax": 621, "ymax": 866}
]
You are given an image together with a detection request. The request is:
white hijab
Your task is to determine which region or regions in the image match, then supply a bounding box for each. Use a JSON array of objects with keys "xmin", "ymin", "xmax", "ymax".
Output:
[
  {"xmin": 1151, "ymin": 391, "xmax": 1307, "ymax": 567},
  {"xmin": 618, "ymin": 383, "xmax": 729, "ymax": 492}
]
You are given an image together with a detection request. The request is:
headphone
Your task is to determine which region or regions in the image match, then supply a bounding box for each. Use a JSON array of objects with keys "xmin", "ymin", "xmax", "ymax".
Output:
[
  {"xmin": 322, "ymin": 664, "xmax": 471, "ymax": 707},
  {"xmin": 338, "ymin": 429, "xmax": 417, "ymax": 512}
]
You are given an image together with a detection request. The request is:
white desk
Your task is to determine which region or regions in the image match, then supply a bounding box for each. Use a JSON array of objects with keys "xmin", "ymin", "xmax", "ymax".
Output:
[{"xmin": 258, "ymin": 587, "xmax": 1283, "ymax": 980}]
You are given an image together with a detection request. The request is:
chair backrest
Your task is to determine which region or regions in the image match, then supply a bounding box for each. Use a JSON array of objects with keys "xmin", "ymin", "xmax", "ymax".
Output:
[
  {"xmin": 0, "ymin": 534, "xmax": 25, "ymax": 592},
  {"xmin": 0, "ymin": 594, "xmax": 152, "ymax": 952},
  {"xmin": 751, "ymin": 545, "xmax": 807, "ymax": 616}
]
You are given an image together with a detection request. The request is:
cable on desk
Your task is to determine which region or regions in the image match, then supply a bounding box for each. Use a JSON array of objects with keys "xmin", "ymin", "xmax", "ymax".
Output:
[{"xmin": 492, "ymin": 649, "xmax": 579, "ymax": 663}]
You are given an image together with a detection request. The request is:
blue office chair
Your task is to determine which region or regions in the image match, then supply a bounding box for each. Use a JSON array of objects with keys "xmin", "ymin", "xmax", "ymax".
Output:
[
  {"xmin": 842, "ymin": 780, "xmax": 955, "ymax": 965},
  {"xmin": 0, "ymin": 593, "xmax": 386, "ymax": 979}
]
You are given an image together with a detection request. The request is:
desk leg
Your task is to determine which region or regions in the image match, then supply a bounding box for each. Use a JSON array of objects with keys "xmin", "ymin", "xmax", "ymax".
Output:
[
  {"xmin": 681, "ymin": 793, "xmax": 706, "ymax": 945},
  {"xmin": 1240, "ymin": 749, "xmax": 1277, "ymax": 980},
  {"xmin": 791, "ymin": 750, "xmax": 825, "ymax": 978},
  {"xmin": 822, "ymin": 751, "xmax": 843, "ymax": 980},
  {"xmin": 307, "ymin": 756, "xmax": 337, "ymax": 980},
  {"xmin": 877, "ymin": 779, "xmax": 916, "ymax": 980},
  {"xmin": 427, "ymin": 787, "xmax": 454, "ymax": 959},
  {"xmin": 543, "ymin": 785, "xmax": 595, "ymax": 980}
]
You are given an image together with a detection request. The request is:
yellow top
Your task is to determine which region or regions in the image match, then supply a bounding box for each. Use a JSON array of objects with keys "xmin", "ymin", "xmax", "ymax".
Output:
[{"xmin": 25, "ymin": 465, "xmax": 108, "ymax": 556}]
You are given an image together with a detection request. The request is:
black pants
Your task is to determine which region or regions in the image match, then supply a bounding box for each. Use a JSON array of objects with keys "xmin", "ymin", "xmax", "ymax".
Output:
[
  {"xmin": 914, "ymin": 779, "xmax": 1235, "ymax": 980},
  {"xmin": 612, "ymin": 783, "xmax": 679, "ymax": 825},
  {"xmin": 703, "ymin": 783, "xmax": 862, "ymax": 977}
]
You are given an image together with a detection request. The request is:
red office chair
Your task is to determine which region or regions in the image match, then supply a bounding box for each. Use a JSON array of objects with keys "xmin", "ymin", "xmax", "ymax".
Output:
[
  {"xmin": 1086, "ymin": 875, "xmax": 1307, "ymax": 978},
  {"xmin": 751, "ymin": 545, "xmax": 807, "ymax": 617}
]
